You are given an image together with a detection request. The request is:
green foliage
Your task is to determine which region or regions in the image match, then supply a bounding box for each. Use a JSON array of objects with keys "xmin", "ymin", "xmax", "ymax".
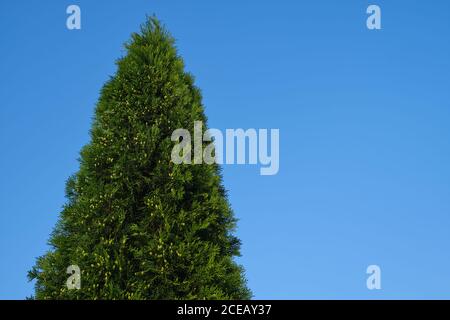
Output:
[{"xmin": 29, "ymin": 17, "xmax": 251, "ymax": 300}]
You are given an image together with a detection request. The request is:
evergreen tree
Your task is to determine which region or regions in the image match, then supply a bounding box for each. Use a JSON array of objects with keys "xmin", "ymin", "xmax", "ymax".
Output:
[{"xmin": 29, "ymin": 17, "xmax": 251, "ymax": 300}]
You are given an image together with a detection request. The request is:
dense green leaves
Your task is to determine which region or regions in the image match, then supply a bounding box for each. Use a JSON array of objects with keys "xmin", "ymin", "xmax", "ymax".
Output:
[{"xmin": 29, "ymin": 17, "xmax": 251, "ymax": 300}]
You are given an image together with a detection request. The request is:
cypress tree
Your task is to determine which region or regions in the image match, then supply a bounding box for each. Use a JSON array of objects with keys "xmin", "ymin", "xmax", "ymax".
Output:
[{"xmin": 29, "ymin": 17, "xmax": 251, "ymax": 300}]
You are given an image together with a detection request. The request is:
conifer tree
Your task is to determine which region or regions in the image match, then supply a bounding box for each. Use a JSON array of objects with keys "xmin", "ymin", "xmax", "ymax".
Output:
[{"xmin": 29, "ymin": 17, "xmax": 251, "ymax": 300}]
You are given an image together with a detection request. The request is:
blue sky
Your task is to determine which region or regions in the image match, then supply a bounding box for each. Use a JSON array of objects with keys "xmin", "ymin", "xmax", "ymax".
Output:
[{"xmin": 1, "ymin": 0, "xmax": 450, "ymax": 299}]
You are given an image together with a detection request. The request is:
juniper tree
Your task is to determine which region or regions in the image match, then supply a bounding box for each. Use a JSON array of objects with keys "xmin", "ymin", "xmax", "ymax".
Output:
[{"xmin": 29, "ymin": 17, "xmax": 251, "ymax": 300}]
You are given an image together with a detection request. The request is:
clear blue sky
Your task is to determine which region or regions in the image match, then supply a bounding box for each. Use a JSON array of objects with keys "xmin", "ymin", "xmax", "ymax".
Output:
[{"xmin": 1, "ymin": 0, "xmax": 450, "ymax": 299}]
